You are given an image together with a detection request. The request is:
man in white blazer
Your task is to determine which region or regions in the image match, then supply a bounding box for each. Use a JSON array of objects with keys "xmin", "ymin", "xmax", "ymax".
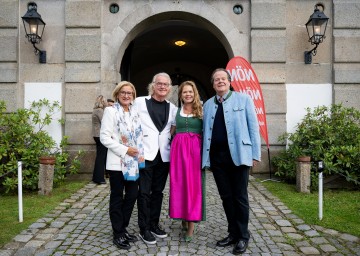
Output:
[{"xmin": 134, "ymin": 72, "xmax": 177, "ymax": 245}]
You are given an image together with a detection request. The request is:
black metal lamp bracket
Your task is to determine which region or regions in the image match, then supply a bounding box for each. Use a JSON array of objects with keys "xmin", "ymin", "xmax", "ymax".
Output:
[
  {"xmin": 32, "ymin": 43, "xmax": 46, "ymax": 63},
  {"xmin": 304, "ymin": 44, "xmax": 318, "ymax": 64}
]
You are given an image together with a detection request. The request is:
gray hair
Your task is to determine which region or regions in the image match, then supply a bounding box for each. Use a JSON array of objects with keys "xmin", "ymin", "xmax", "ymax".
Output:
[{"xmin": 147, "ymin": 72, "xmax": 173, "ymax": 99}]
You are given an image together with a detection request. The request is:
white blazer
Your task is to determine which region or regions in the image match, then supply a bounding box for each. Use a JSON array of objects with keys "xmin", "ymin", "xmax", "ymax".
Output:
[
  {"xmin": 134, "ymin": 96, "xmax": 177, "ymax": 162},
  {"xmin": 100, "ymin": 106, "xmax": 128, "ymax": 171}
]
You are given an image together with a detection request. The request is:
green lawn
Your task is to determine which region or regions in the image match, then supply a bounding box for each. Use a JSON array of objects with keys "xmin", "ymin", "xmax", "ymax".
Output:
[
  {"xmin": 0, "ymin": 180, "xmax": 87, "ymax": 248},
  {"xmin": 260, "ymin": 180, "xmax": 360, "ymax": 237}
]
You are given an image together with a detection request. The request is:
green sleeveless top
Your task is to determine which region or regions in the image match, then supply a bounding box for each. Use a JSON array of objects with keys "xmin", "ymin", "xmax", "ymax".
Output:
[{"xmin": 175, "ymin": 108, "xmax": 202, "ymax": 134}]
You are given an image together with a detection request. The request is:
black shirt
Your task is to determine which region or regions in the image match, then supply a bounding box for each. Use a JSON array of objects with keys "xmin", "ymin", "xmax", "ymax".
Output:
[{"xmin": 147, "ymin": 97, "xmax": 168, "ymax": 132}]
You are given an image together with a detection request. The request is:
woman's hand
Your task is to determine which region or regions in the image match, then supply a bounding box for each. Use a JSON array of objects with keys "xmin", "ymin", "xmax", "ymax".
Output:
[{"xmin": 127, "ymin": 147, "xmax": 139, "ymax": 157}]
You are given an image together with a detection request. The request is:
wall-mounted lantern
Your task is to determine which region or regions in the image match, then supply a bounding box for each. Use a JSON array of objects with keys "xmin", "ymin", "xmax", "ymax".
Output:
[
  {"xmin": 21, "ymin": 2, "xmax": 46, "ymax": 63},
  {"xmin": 304, "ymin": 4, "xmax": 329, "ymax": 64}
]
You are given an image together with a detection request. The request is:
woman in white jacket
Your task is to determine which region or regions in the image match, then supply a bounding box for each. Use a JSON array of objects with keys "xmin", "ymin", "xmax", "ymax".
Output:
[{"xmin": 100, "ymin": 81, "xmax": 144, "ymax": 250}]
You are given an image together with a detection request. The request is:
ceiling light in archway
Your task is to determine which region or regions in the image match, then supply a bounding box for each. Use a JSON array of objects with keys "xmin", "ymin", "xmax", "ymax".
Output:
[{"xmin": 175, "ymin": 40, "xmax": 186, "ymax": 47}]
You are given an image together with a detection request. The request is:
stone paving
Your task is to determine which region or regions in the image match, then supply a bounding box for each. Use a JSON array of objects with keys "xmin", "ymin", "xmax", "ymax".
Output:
[{"xmin": 1, "ymin": 172, "xmax": 359, "ymax": 256}]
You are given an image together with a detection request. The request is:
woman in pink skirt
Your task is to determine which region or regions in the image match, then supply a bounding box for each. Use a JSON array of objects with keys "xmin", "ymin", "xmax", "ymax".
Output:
[{"xmin": 169, "ymin": 81, "xmax": 205, "ymax": 242}]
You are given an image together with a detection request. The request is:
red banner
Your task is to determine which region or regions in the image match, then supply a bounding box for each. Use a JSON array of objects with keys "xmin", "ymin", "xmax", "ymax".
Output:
[{"xmin": 226, "ymin": 56, "xmax": 269, "ymax": 148}]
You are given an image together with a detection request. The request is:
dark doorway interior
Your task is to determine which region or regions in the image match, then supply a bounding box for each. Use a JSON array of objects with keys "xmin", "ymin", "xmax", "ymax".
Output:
[{"xmin": 120, "ymin": 20, "xmax": 229, "ymax": 102}]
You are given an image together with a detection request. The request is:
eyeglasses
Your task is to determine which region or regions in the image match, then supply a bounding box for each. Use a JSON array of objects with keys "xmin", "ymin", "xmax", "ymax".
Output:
[
  {"xmin": 119, "ymin": 91, "xmax": 133, "ymax": 96},
  {"xmin": 155, "ymin": 82, "xmax": 170, "ymax": 87}
]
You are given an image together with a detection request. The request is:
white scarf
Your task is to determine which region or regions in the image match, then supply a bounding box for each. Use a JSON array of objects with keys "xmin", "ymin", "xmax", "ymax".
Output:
[{"xmin": 114, "ymin": 102, "xmax": 144, "ymax": 181}]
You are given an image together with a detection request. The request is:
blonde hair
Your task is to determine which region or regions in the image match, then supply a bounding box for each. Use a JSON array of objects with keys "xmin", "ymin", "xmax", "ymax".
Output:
[
  {"xmin": 112, "ymin": 81, "xmax": 137, "ymax": 102},
  {"xmin": 178, "ymin": 81, "xmax": 203, "ymax": 119},
  {"xmin": 147, "ymin": 72, "xmax": 173, "ymax": 99},
  {"xmin": 93, "ymin": 95, "xmax": 106, "ymax": 109}
]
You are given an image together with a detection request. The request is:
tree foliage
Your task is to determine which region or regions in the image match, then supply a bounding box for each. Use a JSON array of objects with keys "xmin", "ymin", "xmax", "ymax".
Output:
[
  {"xmin": 0, "ymin": 99, "xmax": 84, "ymax": 194},
  {"xmin": 272, "ymin": 104, "xmax": 360, "ymax": 187}
]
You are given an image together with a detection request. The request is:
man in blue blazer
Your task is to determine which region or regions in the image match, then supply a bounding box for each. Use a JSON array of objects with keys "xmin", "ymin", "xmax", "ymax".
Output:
[
  {"xmin": 202, "ymin": 68, "xmax": 261, "ymax": 255},
  {"xmin": 134, "ymin": 72, "xmax": 177, "ymax": 245}
]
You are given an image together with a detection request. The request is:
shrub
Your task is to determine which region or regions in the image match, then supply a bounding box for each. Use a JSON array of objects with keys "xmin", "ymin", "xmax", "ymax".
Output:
[
  {"xmin": 272, "ymin": 104, "xmax": 360, "ymax": 188},
  {"xmin": 0, "ymin": 99, "xmax": 84, "ymax": 194}
]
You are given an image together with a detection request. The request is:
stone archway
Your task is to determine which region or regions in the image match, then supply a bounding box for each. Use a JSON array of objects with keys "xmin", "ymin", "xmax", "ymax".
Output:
[
  {"xmin": 102, "ymin": 2, "xmax": 250, "ymax": 98},
  {"xmin": 120, "ymin": 19, "xmax": 229, "ymax": 102}
]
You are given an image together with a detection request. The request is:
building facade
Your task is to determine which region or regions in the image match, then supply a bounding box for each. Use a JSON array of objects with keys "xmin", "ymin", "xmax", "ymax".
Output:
[{"xmin": 0, "ymin": 0, "xmax": 359, "ymax": 175}]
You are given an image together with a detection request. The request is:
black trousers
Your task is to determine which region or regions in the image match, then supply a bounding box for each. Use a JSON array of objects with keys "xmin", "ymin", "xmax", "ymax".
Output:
[
  {"xmin": 137, "ymin": 151, "xmax": 169, "ymax": 232},
  {"xmin": 109, "ymin": 170, "xmax": 138, "ymax": 238},
  {"xmin": 210, "ymin": 150, "xmax": 250, "ymax": 241},
  {"xmin": 92, "ymin": 137, "xmax": 107, "ymax": 183}
]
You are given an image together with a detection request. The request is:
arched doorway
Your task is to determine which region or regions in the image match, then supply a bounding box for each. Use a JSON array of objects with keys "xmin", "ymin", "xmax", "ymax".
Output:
[{"xmin": 120, "ymin": 19, "xmax": 229, "ymax": 103}]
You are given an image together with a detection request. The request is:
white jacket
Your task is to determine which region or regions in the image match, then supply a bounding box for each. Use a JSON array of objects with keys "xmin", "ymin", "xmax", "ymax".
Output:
[
  {"xmin": 100, "ymin": 104, "xmax": 143, "ymax": 176},
  {"xmin": 134, "ymin": 96, "xmax": 177, "ymax": 162}
]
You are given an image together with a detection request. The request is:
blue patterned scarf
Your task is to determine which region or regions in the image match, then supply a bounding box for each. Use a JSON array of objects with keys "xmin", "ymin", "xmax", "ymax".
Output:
[{"xmin": 114, "ymin": 102, "xmax": 144, "ymax": 181}]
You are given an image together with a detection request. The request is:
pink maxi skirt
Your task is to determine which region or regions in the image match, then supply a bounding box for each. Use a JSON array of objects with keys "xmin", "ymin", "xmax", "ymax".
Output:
[{"xmin": 169, "ymin": 132, "xmax": 204, "ymax": 221}]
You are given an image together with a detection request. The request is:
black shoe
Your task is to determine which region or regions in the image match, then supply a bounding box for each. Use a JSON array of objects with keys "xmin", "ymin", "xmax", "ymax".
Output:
[
  {"xmin": 150, "ymin": 224, "xmax": 168, "ymax": 238},
  {"xmin": 233, "ymin": 240, "xmax": 248, "ymax": 255},
  {"xmin": 216, "ymin": 235, "xmax": 237, "ymax": 247},
  {"xmin": 124, "ymin": 232, "xmax": 138, "ymax": 242},
  {"xmin": 93, "ymin": 180, "xmax": 106, "ymax": 185},
  {"xmin": 139, "ymin": 230, "xmax": 156, "ymax": 245},
  {"xmin": 113, "ymin": 236, "xmax": 131, "ymax": 250}
]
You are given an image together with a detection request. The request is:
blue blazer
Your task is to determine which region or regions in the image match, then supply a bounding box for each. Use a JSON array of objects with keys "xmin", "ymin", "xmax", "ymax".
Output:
[{"xmin": 202, "ymin": 91, "xmax": 261, "ymax": 168}]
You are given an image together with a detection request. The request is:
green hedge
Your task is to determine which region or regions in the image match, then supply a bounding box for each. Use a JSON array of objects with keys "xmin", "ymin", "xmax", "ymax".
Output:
[
  {"xmin": 0, "ymin": 99, "xmax": 84, "ymax": 194},
  {"xmin": 272, "ymin": 104, "xmax": 360, "ymax": 188}
]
